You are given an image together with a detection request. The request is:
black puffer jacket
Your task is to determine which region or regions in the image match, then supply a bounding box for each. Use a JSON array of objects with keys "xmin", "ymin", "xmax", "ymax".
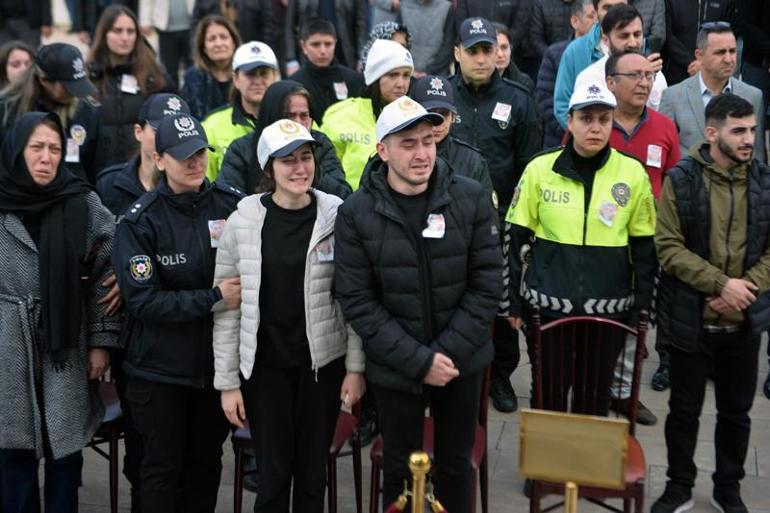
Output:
[
  {"xmin": 217, "ymin": 128, "xmax": 351, "ymax": 198},
  {"xmin": 88, "ymin": 61, "xmax": 174, "ymax": 171},
  {"xmin": 334, "ymin": 156, "xmax": 502, "ymax": 394}
]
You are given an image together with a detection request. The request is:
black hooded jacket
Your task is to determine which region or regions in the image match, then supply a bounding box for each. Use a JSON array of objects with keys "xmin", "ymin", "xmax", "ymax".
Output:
[
  {"xmin": 334, "ymin": 156, "xmax": 502, "ymax": 393},
  {"xmin": 217, "ymin": 80, "xmax": 352, "ymax": 198}
]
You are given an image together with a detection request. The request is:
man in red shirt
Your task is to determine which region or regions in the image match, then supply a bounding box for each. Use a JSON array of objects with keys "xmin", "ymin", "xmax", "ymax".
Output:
[
  {"xmin": 607, "ymin": 50, "xmax": 681, "ymax": 198},
  {"xmin": 607, "ymin": 49, "xmax": 680, "ymax": 396}
]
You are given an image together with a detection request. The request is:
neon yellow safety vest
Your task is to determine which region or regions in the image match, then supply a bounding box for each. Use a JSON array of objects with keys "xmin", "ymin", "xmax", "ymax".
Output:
[
  {"xmin": 202, "ymin": 105, "xmax": 256, "ymax": 181},
  {"xmin": 320, "ymin": 97, "xmax": 376, "ymax": 190},
  {"xmin": 506, "ymin": 147, "xmax": 656, "ymax": 315}
]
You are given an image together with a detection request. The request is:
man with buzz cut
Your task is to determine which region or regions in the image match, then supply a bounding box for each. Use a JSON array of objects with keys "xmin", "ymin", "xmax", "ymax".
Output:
[
  {"xmin": 448, "ymin": 16, "xmax": 542, "ymax": 414},
  {"xmin": 334, "ymin": 95, "xmax": 502, "ymax": 513}
]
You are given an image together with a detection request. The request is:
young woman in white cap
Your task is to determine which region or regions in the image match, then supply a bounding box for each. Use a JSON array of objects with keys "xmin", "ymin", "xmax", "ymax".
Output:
[
  {"xmin": 505, "ymin": 81, "xmax": 657, "ymax": 416},
  {"xmin": 213, "ymin": 118, "xmax": 365, "ymax": 513},
  {"xmin": 112, "ymin": 113, "xmax": 243, "ymax": 513},
  {"xmin": 320, "ymin": 38, "xmax": 414, "ymax": 190},
  {"xmin": 202, "ymin": 40, "xmax": 280, "ymax": 180}
]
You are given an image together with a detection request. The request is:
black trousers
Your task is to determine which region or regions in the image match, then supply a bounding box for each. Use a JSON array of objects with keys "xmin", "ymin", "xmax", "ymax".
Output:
[
  {"xmin": 374, "ymin": 372, "xmax": 483, "ymax": 513},
  {"xmin": 157, "ymin": 29, "xmax": 191, "ymax": 87},
  {"xmin": 0, "ymin": 449, "xmax": 82, "ymax": 513},
  {"xmin": 665, "ymin": 330, "xmax": 760, "ymax": 493},
  {"xmin": 492, "ymin": 316, "xmax": 521, "ymax": 379},
  {"xmin": 241, "ymin": 358, "xmax": 345, "ymax": 513},
  {"xmin": 126, "ymin": 377, "xmax": 229, "ymax": 513},
  {"xmin": 112, "ymin": 351, "xmax": 142, "ymax": 506}
]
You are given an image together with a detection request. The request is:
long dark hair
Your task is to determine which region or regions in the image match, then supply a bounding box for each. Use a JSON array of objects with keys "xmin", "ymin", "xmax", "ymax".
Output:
[
  {"xmin": 0, "ymin": 41, "xmax": 35, "ymax": 87},
  {"xmin": 193, "ymin": 15, "xmax": 242, "ymax": 75},
  {"xmin": 87, "ymin": 5, "xmax": 167, "ymax": 95}
]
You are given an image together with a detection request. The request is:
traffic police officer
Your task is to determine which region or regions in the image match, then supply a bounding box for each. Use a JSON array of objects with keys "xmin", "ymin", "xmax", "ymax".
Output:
[
  {"xmin": 506, "ymin": 80, "xmax": 657, "ymax": 413},
  {"xmin": 448, "ymin": 16, "xmax": 543, "ymax": 412},
  {"xmin": 112, "ymin": 113, "xmax": 243, "ymax": 513}
]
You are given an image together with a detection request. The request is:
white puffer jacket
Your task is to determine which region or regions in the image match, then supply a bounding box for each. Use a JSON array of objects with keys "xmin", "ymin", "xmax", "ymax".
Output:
[{"xmin": 212, "ymin": 190, "xmax": 364, "ymax": 391}]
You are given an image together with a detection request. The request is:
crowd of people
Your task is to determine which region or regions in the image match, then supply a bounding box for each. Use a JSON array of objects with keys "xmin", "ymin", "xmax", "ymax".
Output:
[{"xmin": 0, "ymin": 0, "xmax": 769, "ymax": 513}]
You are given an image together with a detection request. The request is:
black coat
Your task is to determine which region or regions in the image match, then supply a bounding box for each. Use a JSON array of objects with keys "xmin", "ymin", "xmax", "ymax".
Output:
[
  {"xmin": 217, "ymin": 128, "xmax": 352, "ymax": 198},
  {"xmin": 735, "ymin": 0, "xmax": 770, "ymax": 67},
  {"xmin": 289, "ymin": 61, "xmax": 365, "ymax": 120},
  {"xmin": 662, "ymin": 0, "xmax": 735, "ymax": 85},
  {"xmin": 455, "ymin": 0, "xmax": 532, "ymax": 53},
  {"xmin": 180, "ymin": 67, "xmax": 231, "ymax": 121},
  {"xmin": 448, "ymin": 71, "xmax": 543, "ymax": 216},
  {"xmin": 0, "ymin": 0, "xmax": 50, "ymax": 28},
  {"xmin": 112, "ymin": 179, "xmax": 243, "ymax": 388},
  {"xmin": 89, "ymin": 61, "xmax": 175, "ymax": 172},
  {"xmin": 334, "ymin": 156, "xmax": 502, "ymax": 394},
  {"xmin": 95, "ymin": 156, "xmax": 148, "ymax": 217}
]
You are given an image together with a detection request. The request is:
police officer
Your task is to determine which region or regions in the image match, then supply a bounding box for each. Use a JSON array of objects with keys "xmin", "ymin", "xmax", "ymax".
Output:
[
  {"xmin": 412, "ymin": 75, "xmax": 494, "ymax": 197},
  {"xmin": 448, "ymin": 16, "xmax": 543, "ymax": 412},
  {"xmin": 506, "ymin": 80, "xmax": 657, "ymax": 413},
  {"xmin": 112, "ymin": 113, "xmax": 243, "ymax": 513},
  {"xmin": 0, "ymin": 43, "xmax": 101, "ymax": 184},
  {"xmin": 96, "ymin": 93, "xmax": 192, "ymax": 217}
]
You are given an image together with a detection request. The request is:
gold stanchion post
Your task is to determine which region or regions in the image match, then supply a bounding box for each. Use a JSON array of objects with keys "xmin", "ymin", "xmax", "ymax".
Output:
[
  {"xmin": 564, "ymin": 482, "xmax": 578, "ymax": 513},
  {"xmin": 408, "ymin": 452, "xmax": 431, "ymax": 513}
]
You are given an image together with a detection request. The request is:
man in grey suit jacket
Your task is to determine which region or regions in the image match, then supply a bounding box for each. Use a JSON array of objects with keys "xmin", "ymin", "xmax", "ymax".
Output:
[{"xmin": 659, "ymin": 22, "xmax": 766, "ymax": 163}]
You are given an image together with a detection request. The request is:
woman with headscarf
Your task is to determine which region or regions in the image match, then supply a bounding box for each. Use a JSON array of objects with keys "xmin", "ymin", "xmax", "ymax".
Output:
[
  {"xmin": 0, "ymin": 111, "xmax": 119, "ymax": 513},
  {"xmin": 218, "ymin": 80, "xmax": 351, "ymax": 198}
]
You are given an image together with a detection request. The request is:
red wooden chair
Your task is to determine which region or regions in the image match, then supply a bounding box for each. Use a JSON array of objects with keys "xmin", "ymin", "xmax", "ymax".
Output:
[
  {"xmin": 369, "ymin": 366, "xmax": 491, "ymax": 513},
  {"xmin": 232, "ymin": 402, "xmax": 363, "ymax": 513},
  {"xmin": 87, "ymin": 381, "xmax": 124, "ymax": 513},
  {"xmin": 527, "ymin": 311, "xmax": 649, "ymax": 513}
]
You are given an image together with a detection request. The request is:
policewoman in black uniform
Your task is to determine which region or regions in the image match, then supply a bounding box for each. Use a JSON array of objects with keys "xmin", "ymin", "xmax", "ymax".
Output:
[{"xmin": 112, "ymin": 113, "xmax": 243, "ymax": 513}]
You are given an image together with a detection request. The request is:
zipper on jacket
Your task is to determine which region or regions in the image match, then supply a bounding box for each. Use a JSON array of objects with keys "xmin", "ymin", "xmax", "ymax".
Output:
[
  {"xmin": 304, "ymin": 219, "xmax": 336, "ymax": 374},
  {"xmin": 717, "ymin": 170, "xmax": 736, "ymax": 323}
]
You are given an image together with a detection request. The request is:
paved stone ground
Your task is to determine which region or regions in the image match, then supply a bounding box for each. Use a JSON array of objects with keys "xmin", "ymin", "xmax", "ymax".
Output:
[{"xmin": 75, "ymin": 331, "xmax": 770, "ymax": 513}]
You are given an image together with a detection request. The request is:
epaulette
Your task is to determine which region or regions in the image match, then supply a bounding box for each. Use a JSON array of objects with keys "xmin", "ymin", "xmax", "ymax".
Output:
[
  {"xmin": 214, "ymin": 180, "xmax": 246, "ymax": 198},
  {"xmin": 122, "ymin": 191, "xmax": 160, "ymax": 222},
  {"xmin": 529, "ymin": 145, "xmax": 565, "ymax": 161},
  {"xmin": 95, "ymin": 162, "xmax": 127, "ymax": 182},
  {"xmin": 202, "ymin": 103, "xmax": 232, "ymax": 121},
  {"xmin": 614, "ymin": 148, "xmax": 648, "ymax": 170},
  {"xmin": 449, "ymin": 136, "xmax": 482, "ymax": 154},
  {"xmin": 501, "ymin": 76, "xmax": 532, "ymax": 96}
]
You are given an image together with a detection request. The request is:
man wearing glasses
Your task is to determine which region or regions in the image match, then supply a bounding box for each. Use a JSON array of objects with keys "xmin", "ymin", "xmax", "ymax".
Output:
[{"xmin": 659, "ymin": 22, "xmax": 766, "ymax": 163}]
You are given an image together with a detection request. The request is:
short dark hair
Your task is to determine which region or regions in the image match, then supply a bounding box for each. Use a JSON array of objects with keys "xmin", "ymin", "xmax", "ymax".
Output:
[
  {"xmin": 705, "ymin": 93, "xmax": 754, "ymax": 127},
  {"xmin": 300, "ymin": 17, "xmax": 337, "ymax": 41},
  {"xmin": 601, "ymin": 4, "xmax": 642, "ymax": 35},
  {"xmin": 696, "ymin": 22, "xmax": 733, "ymax": 51},
  {"xmin": 605, "ymin": 48, "xmax": 644, "ymax": 75},
  {"xmin": 572, "ymin": 0, "xmax": 594, "ymax": 17}
]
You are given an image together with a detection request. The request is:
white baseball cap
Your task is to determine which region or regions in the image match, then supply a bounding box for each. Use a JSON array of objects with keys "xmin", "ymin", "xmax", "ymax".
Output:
[
  {"xmin": 569, "ymin": 81, "xmax": 617, "ymax": 111},
  {"xmin": 257, "ymin": 119, "xmax": 318, "ymax": 169},
  {"xmin": 232, "ymin": 41, "xmax": 278, "ymax": 72},
  {"xmin": 364, "ymin": 39, "xmax": 414, "ymax": 86},
  {"xmin": 375, "ymin": 96, "xmax": 444, "ymax": 143}
]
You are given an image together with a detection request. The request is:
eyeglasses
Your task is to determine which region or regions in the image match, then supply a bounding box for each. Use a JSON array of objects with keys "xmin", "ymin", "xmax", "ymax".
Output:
[
  {"xmin": 700, "ymin": 21, "xmax": 731, "ymax": 31},
  {"xmin": 609, "ymin": 71, "xmax": 656, "ymax": 82}
]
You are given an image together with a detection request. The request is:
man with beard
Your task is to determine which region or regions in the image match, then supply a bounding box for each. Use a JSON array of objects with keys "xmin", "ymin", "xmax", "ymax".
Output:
[{"xmin": 652, "ymin": 93, "xmax": 770, "ymax": 513}]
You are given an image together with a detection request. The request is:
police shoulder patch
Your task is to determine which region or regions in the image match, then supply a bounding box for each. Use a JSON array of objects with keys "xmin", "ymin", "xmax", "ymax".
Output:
[
  {"xmin": 129, "ymin": 255, "xmax": 153, "ymax": 283},
  {"xmin": 215, "ymin": 180, "xmax": 246, "ymax": 198}
]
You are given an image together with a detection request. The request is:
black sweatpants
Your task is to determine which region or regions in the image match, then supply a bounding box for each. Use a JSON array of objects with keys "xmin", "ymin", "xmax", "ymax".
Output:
[
  {"xmin": 374, "ymin": 371, "xmax": 483, "ymax": 513},
  {"xmin": 665, "ymin": 330, "xmax": 760, "ymax": 493},
  {"xmin": 241, "ymin": 358, "xmax": 345, "ymax": 513},
  {"xmin": 125, "ymin": 377, "xmax": 229, "ymax": 513},
  {"xmin": 157, "ymin": 29, "xmax": 191, "ymax": 87}
]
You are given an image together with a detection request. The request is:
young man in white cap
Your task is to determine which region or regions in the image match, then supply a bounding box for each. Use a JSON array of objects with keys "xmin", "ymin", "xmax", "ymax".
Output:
[
  {"xmin": 448, "ymin": 16, "xmax": 542, "ymax": 413},
  {"xmin": 202, "ymin": 41, "xmax": 279, "ymax": 180},
  {"xmin": 334, "ymin": 95, "xmax": 503, "ymax": 512},
  {"xmin": 320, "ymin": 38, "xmax": 414, "ymax": 190},
  {"xmin": 505, "ymin": 80, "xmax": 657, "ymax": 419}
]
